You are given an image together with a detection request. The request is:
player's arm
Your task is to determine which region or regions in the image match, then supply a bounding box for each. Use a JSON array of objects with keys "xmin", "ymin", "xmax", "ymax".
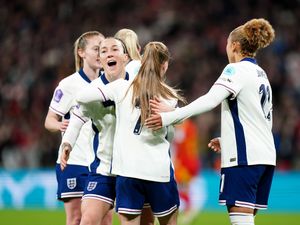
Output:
[
  {"xmin": 44, "ymin": 110, "xmax": 69, "ymax": 132},
  {"xmin": 45, "ymin": 84, "xmax": 74, "ymax": 132},
  {"xmin": 145, "ymin": 85, "xmax": 231, "ymax": 130},
  {"xmin": 60, "ymin": 142, "xmax": 72, "ymax": 170},
  {"xmin": 60, "ymin": 106, "xmax": 88, "ymax": 170},
  {"xmin": 76, "ymin": 85, "xmax": 109, "ymax": 105}
]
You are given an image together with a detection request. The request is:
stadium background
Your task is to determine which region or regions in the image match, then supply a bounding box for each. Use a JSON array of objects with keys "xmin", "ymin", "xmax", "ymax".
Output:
[{"xmin": 0, "ymin": 0, "xmax": 299, "ymax": 224}]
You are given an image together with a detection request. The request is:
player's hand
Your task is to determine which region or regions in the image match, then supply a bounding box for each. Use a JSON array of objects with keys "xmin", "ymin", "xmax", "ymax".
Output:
[
  {"xmin": 60, "ymin": 143, "xmax": 72, "ymax": 171},
  {"xmin": 150, "ymin": 96, "xmax": 175, "ymax": 114},
  {"xmin": 145, "ymin": 114, "xmax": 163, "ymax": 131},
  {"xmin": 208, "ymin": 137, "xmax": 221, "ymax": 153},
  {"xmin": 60, "ymin": 120, "xmax": 69, "ymax": 132}
]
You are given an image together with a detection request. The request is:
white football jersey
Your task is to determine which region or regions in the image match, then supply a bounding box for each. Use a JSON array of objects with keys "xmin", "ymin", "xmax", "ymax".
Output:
[
  {"xmin": 99, "ymin": 79, "xmax": 177, "ymax": 182},
  {"xmin": 79, "ymin": 60, "xmax": 140, "ymax": 175},
  {"xmin": 214, "ymin": 58, "xmax": 276, "ymax": 168},
  {"xmin": 49, "ymin": 69, "xmax": 94, "ymax": 166},
  {"xmin": 81, "ymin": 73, "xmax": 129, "ymax": 175},
  {"xmin": 126, "ymin": 59, "xmax": 141, "ymax": 80}
]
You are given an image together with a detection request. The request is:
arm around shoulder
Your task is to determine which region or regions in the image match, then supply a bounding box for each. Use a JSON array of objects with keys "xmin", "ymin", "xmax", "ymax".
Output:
[
  {"xmin": 76, "ymin": 85, "xmax": 108, "ymax": 105},
  {"xmin": 161, "ymin": 85, "xmax": 231, "ymax": 126}
]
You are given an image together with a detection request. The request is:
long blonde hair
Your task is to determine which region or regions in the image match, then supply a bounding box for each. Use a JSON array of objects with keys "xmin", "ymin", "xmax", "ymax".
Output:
[
  {"xmin": 230, "ymin": 18, "xmax": 275, "ymax": 57},
  {"xmin": 130, "ymin": 41, "xmax": 185, "ymax": 123},
  {"xmin": 114, "ymin": 28, "xmax": 141, "ymax": 61},
  {"xmin": 74, "ymin": 31, "xmax": 105, "ymax": 71}
]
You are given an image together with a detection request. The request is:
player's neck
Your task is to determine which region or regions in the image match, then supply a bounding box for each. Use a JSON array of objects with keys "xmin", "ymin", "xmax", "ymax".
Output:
[
  {"xmin": 106, "ymin": 70, "xmax": 126, "ymax": 82},
  {"xmin": 83, "ymin": 67, "xmax": 99, "ymax": 81}
]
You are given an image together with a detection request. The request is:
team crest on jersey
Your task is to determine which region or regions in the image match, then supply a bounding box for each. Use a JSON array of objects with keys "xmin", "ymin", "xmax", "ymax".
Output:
[
  {"xmin": 54, "ymin": 89, "xmax": 63, "ymax": 103},
  {"xmin": 67, "ymin": 178, "xmax": 77, "ymax": 189},
  {"xmin": 223, "ymin": 65, "xmax": 235, "ymax": 76},
  {"xmin": 87, "ymin": 181, "xmax": 97, "ymax": 191}
]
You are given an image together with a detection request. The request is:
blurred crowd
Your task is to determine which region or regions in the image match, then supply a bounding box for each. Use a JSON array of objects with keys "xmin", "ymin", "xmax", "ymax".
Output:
[{"xmin": 0, "ymin": 0, "xmax": 299, "ymax": 170}]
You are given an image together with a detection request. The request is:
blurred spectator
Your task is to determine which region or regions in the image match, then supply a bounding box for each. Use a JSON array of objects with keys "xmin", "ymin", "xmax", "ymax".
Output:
[
  {"xmin": 0, "ymin": 0, "xmax": 299, "ymax": 170},
  {"xmin": 171, "ymin": 118, "xmax": 203, "ymax": 223},
  {"xmin": 172, "ymin": 119, "xmax": 200, "ymax": 205}
]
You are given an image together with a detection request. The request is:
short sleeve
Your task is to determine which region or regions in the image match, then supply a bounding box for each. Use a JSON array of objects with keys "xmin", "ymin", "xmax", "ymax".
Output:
[
  {"xmin": 49, "ymin": 83, "xmax": 74, "ymax": 116},
  {"xmin": 214, "ymin": 64, "xmax": 243, "ymax": 99}
]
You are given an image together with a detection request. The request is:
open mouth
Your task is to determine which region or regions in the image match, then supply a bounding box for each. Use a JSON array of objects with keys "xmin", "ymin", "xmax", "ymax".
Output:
[{"xmin": 107, "ymin": 61, "xmax": 117, "ymax": 67}]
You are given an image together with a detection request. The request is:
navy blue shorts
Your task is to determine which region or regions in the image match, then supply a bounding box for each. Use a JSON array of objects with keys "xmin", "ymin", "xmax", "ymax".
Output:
[
  {"xmin": 115, "ymin": 176, "xmax": 180, "ymax": 217},
  {"xmin": 82, "ymin": 173, "xmax": 116, "ymax": 206},
  {"xmin": 56, "ymin": 164, "xmax": 89, "ymax": 200},
  {"xmin": 219, "ymin": 165, "xmax": 275, "ymax": 209}
]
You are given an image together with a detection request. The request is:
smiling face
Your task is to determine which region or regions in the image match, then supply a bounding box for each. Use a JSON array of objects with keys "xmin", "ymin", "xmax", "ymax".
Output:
[{"xmin": 99, "ymin": 38, "xmax": 128, "ymax": 81}]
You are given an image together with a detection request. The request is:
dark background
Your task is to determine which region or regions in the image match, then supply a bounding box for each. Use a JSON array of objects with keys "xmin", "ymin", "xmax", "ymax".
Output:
[{"xmin": 0, "ymin": 0, "xmax": 299, "ymax": 170}]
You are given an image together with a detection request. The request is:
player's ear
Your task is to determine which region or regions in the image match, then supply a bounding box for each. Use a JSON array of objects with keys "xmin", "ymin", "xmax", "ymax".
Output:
[
  {"xmin": 123, "ymin": 53, "xmax": 129, "ymax": 63},
  {"xmin": 78, "ymin": 48, "xmax": 85, "ymax": 58},
  {"xmin": 232, "ymin": 41, "xmax": 240, "ymax": 53}
]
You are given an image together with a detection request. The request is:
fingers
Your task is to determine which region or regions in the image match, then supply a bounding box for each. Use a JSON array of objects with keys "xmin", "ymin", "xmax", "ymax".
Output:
[
  {"xmin": 60, "ymin": 161, "xmax": 66, "ymax": 171},
  {"xmin": 149, "ymin": 100, "xmax": 160, "ymax": 112},
  {"xmin": 60, "ymin": 143, "xmax": 71, "ymax": 171},
  {"xmin": 153, "ymin": 96, "xmax": 161, "ymax": 103},
  {"xmin": 145, "ymin": 118, "xmax": 159, "ymax": 127},
  {"xmin": 60, "ymin": 152, "xmax": 69, "ymax": 171},
  {"xmin": 208, "ymin": 138, "xmax": 221, "ymax": 152},
  {"xmin": 60, "ymin": 120, "xmax": 69, "ymax": 132},
  {"xmin": 210, "ymin": 145, "xmax": 220, "ymax": 152},
  {"xmin": 145, "ymin": 115, "xmax": 160, "ymax": 126},
  {"xmin": 145, "ymin": 115, "xmax": 163, "ymax": 131}
]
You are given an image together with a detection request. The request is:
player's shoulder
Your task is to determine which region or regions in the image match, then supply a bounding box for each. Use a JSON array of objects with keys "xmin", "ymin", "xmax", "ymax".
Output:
[
  {"xmin": 221, "ymin": 63, "xmax": 239, "ymax": 76},
  {"xmin": 126, "ymin": 60, "xmax": 141, "ymax": 79},
  {"xmin": 105, "ymin": 78, "xmax": 131, "ymax": 100},
  {"xmin": 91, "ymin": 77, "xmax": 105, "ymax": 87},
  {"xmin": 58, "ymin": 71, "xmax": 80, "ymax": 87},
  {"xmin": 112, "ymin": 78, "xmax": 129, "ymax": 85},
  {"xmin": 126, "ymin": 59, "xmax": 141, "ymax": 69}
]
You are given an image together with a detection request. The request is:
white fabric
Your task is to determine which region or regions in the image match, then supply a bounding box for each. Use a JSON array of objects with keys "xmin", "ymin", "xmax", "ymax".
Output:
[
  {"xmin": 229, "ymin": 212, "xmax": 254, "ymax": 225},
  {"xmin": 61, "ymin": 109, "xmax": 86, "ymax": 148},
  {"xmin": 62, "ymin": 77, "xmax": 117, "ymax": 175},
  {"xmin": 126, "ymin": 60, "xmax": 141, "ymax": 80},
  {"xmin": 161, "ymin": 85, "xmax": 230, "ymax": 126},
  {"xmin": 161, "ymin": 60, "xmax": 276, "ymax": 168},
  {"xmin": 77, "ymin": 79, "xmax": 177, "ymax": 182},
  {"xmin": 63, "ymin": 60, "xmax": 141, "ymax": 175},
  {"xmin": 49, "ymin": 72, "xmax": 93, "ymax": 166}
]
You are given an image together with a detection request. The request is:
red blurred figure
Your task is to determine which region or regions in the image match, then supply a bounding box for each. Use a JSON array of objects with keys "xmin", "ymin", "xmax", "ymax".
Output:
[{"xmin": 172, "ymin": 118, "xmax": 201, "ymax": 221}]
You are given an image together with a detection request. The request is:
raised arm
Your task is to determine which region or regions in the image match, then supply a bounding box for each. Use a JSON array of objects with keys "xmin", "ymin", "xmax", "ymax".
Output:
[{"xmin": 146, "ymin": 85, "xmax": 231, "ymax": 130}]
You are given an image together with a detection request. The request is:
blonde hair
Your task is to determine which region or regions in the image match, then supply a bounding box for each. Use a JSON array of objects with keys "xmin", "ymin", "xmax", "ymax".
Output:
[
  {"xmin": 74, "ymin": 31, "xmax": 105, "ymax": 71},
  {"xmin": 114, "ymin": 28, "xmax": 141, "ymax": 61},
  {"xmin": 230, "ymin": 18, "xmax": 275, "ymax": 57},
  {"xmin": 130, "ymin": 41, "xmax": 185, "ymax": 123}
]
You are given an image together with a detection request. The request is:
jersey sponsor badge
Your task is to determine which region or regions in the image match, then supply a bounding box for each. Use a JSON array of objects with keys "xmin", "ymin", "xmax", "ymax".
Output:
[
  {"xmin": 54, "ymin": 89, "xmax": 63, "ymax": 103},
  {"xmin": 67, "ymin": 178, "xmax": 77, "ymax": 189},
  {"xmin": 222, "ymin": 65, "xmax": 235, "ymax": 76},
  {"xmin": 87, "ymin": 181, "xmax": 97, "ymax": 191}
]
